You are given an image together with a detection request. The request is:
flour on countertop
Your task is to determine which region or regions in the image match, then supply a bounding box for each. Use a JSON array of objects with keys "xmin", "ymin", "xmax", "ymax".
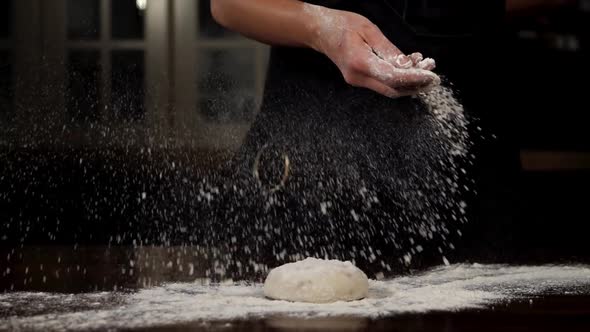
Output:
[{"xmin": 2, "ymin": 264, "xmax": 590, "ymax": 331}]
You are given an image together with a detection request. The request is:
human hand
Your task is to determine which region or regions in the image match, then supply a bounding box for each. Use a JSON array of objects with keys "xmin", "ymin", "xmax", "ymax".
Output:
[{"xmin": 304, "ymin": 4, "xmax": 440, "ymax": 98}]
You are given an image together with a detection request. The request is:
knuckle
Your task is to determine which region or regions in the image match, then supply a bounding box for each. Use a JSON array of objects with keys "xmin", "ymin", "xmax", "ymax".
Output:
[
  {"xmin": 358, "ymin": 18, "xmax": 378, "ymax": 31},
  {"xmin": 342, "ymin": 72, "xmax": 361, "ymax": 86},
  {"xmin": 348, "ymin": 57, "xmax": 367, "ymax": 73},
  {"xmin": 361, "ymin": 22, "xmax": 375, "ymax": 31}
]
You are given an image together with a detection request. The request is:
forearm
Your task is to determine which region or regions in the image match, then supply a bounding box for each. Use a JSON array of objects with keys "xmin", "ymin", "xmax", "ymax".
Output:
[
  {"xmin": 211, "ymin": 0, "xmax": 439, "ymax": 98},
  {"xmin": 211, "ymin": 0, "xmax": 318, "ymax": 48}
]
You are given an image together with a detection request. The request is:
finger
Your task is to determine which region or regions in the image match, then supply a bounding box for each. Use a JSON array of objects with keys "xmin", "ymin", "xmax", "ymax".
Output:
[
  {"xmin": 361, "ymin": 26, "xmax": 430, "ymax": 71},
  {"xmin": 418, "ymin": 81, "xmax": 440, "ymax": 93},
  {"xmin": 390, "ymin": 80, "xmax": 441, "ymax": 97},
  {"xmin": 390, "ymin": 68, "xmax": 440, "ymax": 89},
  {"xmin": 359, "ymin": 76, "xmax": 419, "ymax": 98},
  {"xmin": 393, "ymin": 55, "xmax": 413, "ymax": 69},
  {"xmin": 362, "ymin": 25, "xmax": 404, "ymax": 63},
  {"xmin": 368, "ymin": 57, "xmax": 438, "ymax": 88},
  {"xmin": 359, "ymin": 46, "xmax": 438, "ymax": 89},
  {"xmin": 398, "ymin": 70, "xmax": 441, "ymax": 90},
  {"xmin": 409, "ymin": 52, "xmax": 424, "ymax": 65},
  {"xmin": 398, "ymin": 81, "xmax": 436, "ymax": 91},
  {"xmin": 403, "ymin": 80, "xmax": 441, "ymax": 95},
  {"xmin": 417, "ymin": 58, "xmax": 436, "ymax": 71}
]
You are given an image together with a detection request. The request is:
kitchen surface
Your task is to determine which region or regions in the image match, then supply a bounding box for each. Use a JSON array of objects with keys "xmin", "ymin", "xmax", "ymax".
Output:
[{"xmin": 1, "ymin": 0, "xmax": 590, "ymax": 331}]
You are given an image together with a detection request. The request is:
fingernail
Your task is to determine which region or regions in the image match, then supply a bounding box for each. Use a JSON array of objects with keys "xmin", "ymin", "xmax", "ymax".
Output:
[
  {"xmin": 418, "ymin": 58, "xmax": 436, "ymax": 70},
  {"xmin": 420, "ymin": 71, "xmax": 438, "ymax": 85}
]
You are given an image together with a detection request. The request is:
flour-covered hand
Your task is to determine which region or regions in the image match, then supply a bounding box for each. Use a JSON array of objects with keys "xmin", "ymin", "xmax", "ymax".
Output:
[{"xmin": 304, "ymin": 4, "xmax": 440, "ymax": 98}]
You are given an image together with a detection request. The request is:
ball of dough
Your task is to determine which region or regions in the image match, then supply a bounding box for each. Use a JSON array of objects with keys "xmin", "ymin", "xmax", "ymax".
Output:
[{"xmin": 263, "ymin": 258, "xmax": 369, "ymax": 303}]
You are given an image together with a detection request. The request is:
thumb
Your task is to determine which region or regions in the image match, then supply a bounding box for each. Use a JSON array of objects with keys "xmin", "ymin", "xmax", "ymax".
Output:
[{"xmin": 362, "ymin": 25, "xmax": 407, "ymax": 66}]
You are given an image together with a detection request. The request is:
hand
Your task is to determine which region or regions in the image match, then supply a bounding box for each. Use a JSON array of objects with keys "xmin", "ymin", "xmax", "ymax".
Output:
[{"xmin": 304, "ymin": 4, "xmax": 440, "ymax": 98}]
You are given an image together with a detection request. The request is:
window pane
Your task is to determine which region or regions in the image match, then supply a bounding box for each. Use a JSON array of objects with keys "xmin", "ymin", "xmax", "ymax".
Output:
[
  {"xmin": 199, "ymin": 95, "xmax": 257, "ymax": 123},
  {"xmin": 197, "ymin": 49, "xmax": 257, "ymax": 122},
  {"xmin": 0, "ymin": 51, "xmax": 12, "ymax": 121},
  {"xmin": 198, "ymin": 0, "xmax": 237, "ymax": 39},
  {"xmin": 0, "ymin": 0, "xmax": 12, "ymax": 39},
  {"xmin": 197, "ymin": 49, "xmax": 256, "ymax": 92},
  {"xmin": 112, "ymin": 0, "xmax": 145, "ymax": 39},
  {"xmin": 67, "ymin": 51, "xmax": 101, "ymax": 122},
  {"xmin": 67, "ymin": 0, "xmax": 100, "ymax": 40},
  {"xmin": 111, "ymin": 50, "xmax": 145, "ymax": 120}
]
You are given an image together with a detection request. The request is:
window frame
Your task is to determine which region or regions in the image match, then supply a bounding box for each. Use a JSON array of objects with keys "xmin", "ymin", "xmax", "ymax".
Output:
[
  {"xmin": 173, "ymin": 0, "xmax": 269, "ymax": 149},
  {"xmin": 8, "ymin": 0, "xmax": 270, "ymax": 149}
]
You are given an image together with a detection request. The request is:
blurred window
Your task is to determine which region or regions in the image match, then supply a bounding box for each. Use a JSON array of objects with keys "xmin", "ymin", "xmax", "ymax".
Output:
[
  {"xmin": 111, "ymin": 50, "xmax": 145, "ymax": 120},
  {"xmin": 65, "ymin": 0, "xmax": 147, "ymax": 124},
  {"xmin": 195, "ymin": 0, "xmax": 265, "ymax": 124},
  {"xmin": 0, "ymin": 0, "xmax": 12, "ymax": 39},
  {"xmin": 67, "ymin": 51, "xmax": 101, "ymax": 121},
  {"xmin": 197, "ymin": 0, "xmax": 237, "ymax": 39},
  {"xmin": 112, "ymin": 0, "xmax": 145, "ymax": 40},
  {"xmin": 67, "ymin": 0, "xmax": 100, "ymax": 40},
  {"xmin": 0, "ymin": 51, "xmax": 12, "ymax": 120},
  {"xmin": 197, "ymin": 48, "xmax": 257, "ymax": 122}
]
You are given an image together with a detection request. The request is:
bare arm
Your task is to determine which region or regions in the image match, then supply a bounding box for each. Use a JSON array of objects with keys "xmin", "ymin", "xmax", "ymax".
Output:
[
  {"xmin": 211, "ymin": 0, "xmax": 439, "ymax": 98},
  {"xmin": 211, "ymin": 0, "xmax": 316, "ymax": 48}
]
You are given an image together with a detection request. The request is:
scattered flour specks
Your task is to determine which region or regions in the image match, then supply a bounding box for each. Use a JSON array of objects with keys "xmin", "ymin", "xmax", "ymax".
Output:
[{"xmin": 1, "ymin": 264, "xmax": 590, "ymax": 331}]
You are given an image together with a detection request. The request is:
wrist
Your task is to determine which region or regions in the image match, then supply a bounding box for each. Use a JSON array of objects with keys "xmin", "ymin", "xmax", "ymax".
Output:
[{"xmin": 301, "ymin": 3, "xmax": 332, "ymax": 53}]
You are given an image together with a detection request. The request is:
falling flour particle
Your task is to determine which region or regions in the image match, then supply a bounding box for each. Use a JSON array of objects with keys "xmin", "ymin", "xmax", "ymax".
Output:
[
  {"xmin": 1, "ymin": 28, "xmax": 477, "ymax": 284},
  {"xmin": 419, "ymin": 85, "xmax": 470, "ymax": 159},
  {"xmin": 192, "ymin": 81, "xmax": 475, "ymax": 280}
]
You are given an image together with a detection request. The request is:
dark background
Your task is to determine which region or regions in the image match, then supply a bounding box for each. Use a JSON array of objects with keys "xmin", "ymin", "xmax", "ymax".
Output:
[{"xmin": 0, "ymin": 0, "xmax": 589, "ymax": 292}]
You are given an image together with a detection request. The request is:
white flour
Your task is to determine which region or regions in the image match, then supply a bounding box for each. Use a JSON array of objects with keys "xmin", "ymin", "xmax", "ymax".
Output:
[
  {"xmin": 366, "ymin": 53, "xmax": 441, "ymax": 87},
  {"xmin": 2, "ymin": 264, "xmax": 589, "ymax": 331},
  {"xmin": 420, "ymin": 86, "xmax": 470, "ymax": 157}
]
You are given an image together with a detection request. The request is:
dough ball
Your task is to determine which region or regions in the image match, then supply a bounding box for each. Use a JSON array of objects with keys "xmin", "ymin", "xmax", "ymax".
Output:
[{"xmin": 263, "ymin": 258, "xmax": 369, "ymax": 303}]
